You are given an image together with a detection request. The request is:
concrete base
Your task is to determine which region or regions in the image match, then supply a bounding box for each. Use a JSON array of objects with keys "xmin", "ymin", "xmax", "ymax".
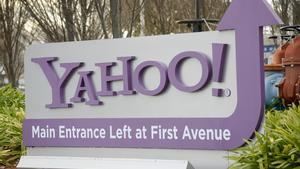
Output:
[{"xmin": 17, "ymin": 156, "xmax": 194, "ymax": 169}]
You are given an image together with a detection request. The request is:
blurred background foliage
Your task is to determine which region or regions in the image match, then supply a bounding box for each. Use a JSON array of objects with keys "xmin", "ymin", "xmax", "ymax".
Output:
[{"xmin": 0, "ymin": 85, "xmax": 25, "ymax": 167}]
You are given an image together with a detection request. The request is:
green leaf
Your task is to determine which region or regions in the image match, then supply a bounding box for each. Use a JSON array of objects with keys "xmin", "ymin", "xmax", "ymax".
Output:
[{"xmin": 229, "ymin": 105, "xmax": 300, "ymax": 168}]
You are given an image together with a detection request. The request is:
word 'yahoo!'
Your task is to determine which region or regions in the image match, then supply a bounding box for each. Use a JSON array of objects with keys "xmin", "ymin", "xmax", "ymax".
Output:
[{"xmin": 32, "ymin": 43, "xmax": 227, "ymax": 109}]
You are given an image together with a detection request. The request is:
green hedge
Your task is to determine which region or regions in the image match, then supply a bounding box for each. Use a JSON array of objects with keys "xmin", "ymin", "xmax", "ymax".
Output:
[
  {"xmin": 0, "ymin": 85, "xmax": 25, "ymax": 166},
  {"xmin": 229, "ymin": 105, "xmax": 300, "ymax": 169}
]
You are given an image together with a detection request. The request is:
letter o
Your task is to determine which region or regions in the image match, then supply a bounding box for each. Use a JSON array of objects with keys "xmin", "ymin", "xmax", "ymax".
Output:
[
  {"xmin": 133, "ymin": 61, "xmax": 168, "ymax": 96},
  {"xmin": 168, "ymin": 51, "xmax": 212, "ymax": 92}
]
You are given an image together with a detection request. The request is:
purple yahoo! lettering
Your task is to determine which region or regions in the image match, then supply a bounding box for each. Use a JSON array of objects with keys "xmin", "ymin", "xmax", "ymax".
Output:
[
  {"xmin": 211, "ymin": 43, "xmax": 228, "ymax": 97},
  {"xmin": 133, "ymin": 61, "xmax": 168, "ymax": 96},
  {"xmin": 95, "ymin": 56, "xmax": 135, "ymax": 96},
  {"xmin": 168, "ymin": 51, "xmax": 212, "ymax": 92},
  {"xmin": 70, "ymin": 71, "xmax": 102, "ymax": 105},
  {"xmin": 31, "ymin": 57, "xmax": 82, "ymax": 109},
  {"xmin": 212, "ymin": 43, "xmax": 228, "ymax": 82}
]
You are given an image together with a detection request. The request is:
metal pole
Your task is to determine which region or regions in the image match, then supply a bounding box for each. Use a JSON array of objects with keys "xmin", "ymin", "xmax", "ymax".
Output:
[
  {"xmin": 193, "ymin": 0, "xmax": 202, "ymax": 32},
  {"xmin": 195, "ymin": 0, "xmax": 201, "ymax": 19}
]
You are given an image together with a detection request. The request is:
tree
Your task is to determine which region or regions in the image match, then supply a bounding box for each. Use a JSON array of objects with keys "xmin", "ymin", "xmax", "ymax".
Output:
[
  {"xmin": 23, "ymin": 0, "xmax": 230, "ymax": 41},
  {"xmin": 272, "ymin": 0, "xmax": 291, "ymax": 25},
  {"xmin": 0, "ymin": 0, "xmax": 29, "ymax": 87},
  {"xmin": 143, "ymin": 0, "xmax": 229, "ymax": 35},
  {"xmin": 271, "ymin": 0, "xmax": 300, "ymax": 37},
  {"xmin": 110, "ymin": 0, "xmax": 122, "ymax": 38},
  {"xmin": 22, "ymin": 0, "xmax": 145, "ymax": 40},
  {"xmin": 20, "ymin": 0, "xmax": 102, "ymax": 42},
  {"xmin": 94, "ymin": 0, "xmax": 110, "ymax": 39},
  {"xmin": 291, "ymin": 0, "xmax": 300, "ymax": 25},
  {"xmin": 144, "ymin": 0, "xmax": 193, "ymax": 35},
  {"xmin": 122, "ymin": 0, "xmax": 146, "ymax": 38},
  {"xmin": 202, "ymin": 0, "xmax": 230, "ymax": 30}
]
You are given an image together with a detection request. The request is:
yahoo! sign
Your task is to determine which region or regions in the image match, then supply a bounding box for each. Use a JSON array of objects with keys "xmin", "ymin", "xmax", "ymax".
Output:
[
  {"xmin": 23, "ymin": 0, "xmax": 282, "ymax": 150},
  {"xmin": 31, "ymin": 45, "xmax": 226, "ymax": 109}
]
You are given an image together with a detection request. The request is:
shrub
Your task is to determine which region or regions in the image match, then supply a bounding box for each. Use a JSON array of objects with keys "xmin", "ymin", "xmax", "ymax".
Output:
[
  {"xmin": 229, "ymin": 105, "xmax": 300, "ymax": 169},
  {"xmin": 0, "ymin": 85, "xmax": 25, "ymax": 166}
]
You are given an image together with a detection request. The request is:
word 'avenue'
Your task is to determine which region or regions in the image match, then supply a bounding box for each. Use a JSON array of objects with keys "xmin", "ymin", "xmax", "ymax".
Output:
[{"xmin": 182, "ymin": 126, "xmax": 231, "ymax": 141}]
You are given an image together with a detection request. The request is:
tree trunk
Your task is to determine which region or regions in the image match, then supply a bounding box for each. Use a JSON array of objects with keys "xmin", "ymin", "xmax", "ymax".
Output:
[
  {"xmin": 110, "ymin": 0, "xmax": 122, "ymax": 38},
  {"xmin": 95, "ymin": 0, "xmax": 109, "ymax": 39},
  {"xmin": 139, "ymin": 0, "xmax": 145, "ymax": 36},
  {"xmin": 61, "ymin": 0, "xmax": 75, "ymax": 41},
  {"xmin": 8, "ymin": 72, "xmax": 18, "ymax": 88}
]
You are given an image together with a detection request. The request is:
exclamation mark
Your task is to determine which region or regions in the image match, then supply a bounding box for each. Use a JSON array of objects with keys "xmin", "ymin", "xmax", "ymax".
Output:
[{"xmin": 212, "ymin": 43, "xmax": 228, "ymax": 97}]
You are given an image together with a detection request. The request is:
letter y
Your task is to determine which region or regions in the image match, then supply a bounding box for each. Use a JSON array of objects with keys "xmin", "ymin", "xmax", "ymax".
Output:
[{"xmin": 32, "ymin": 57, "xmax": 82, "ymax": 108}]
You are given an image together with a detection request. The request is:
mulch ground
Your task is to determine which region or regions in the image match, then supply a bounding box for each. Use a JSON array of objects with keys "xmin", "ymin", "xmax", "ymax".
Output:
[{"xmin": 0, "ymin": 165, "xmax": 17, "ymax": 169}]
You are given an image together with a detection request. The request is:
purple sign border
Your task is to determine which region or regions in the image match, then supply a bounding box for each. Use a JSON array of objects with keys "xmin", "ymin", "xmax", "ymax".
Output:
[{"xmin": 23, "ymin": 0, "xmax": 283, "ymax": 150}]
